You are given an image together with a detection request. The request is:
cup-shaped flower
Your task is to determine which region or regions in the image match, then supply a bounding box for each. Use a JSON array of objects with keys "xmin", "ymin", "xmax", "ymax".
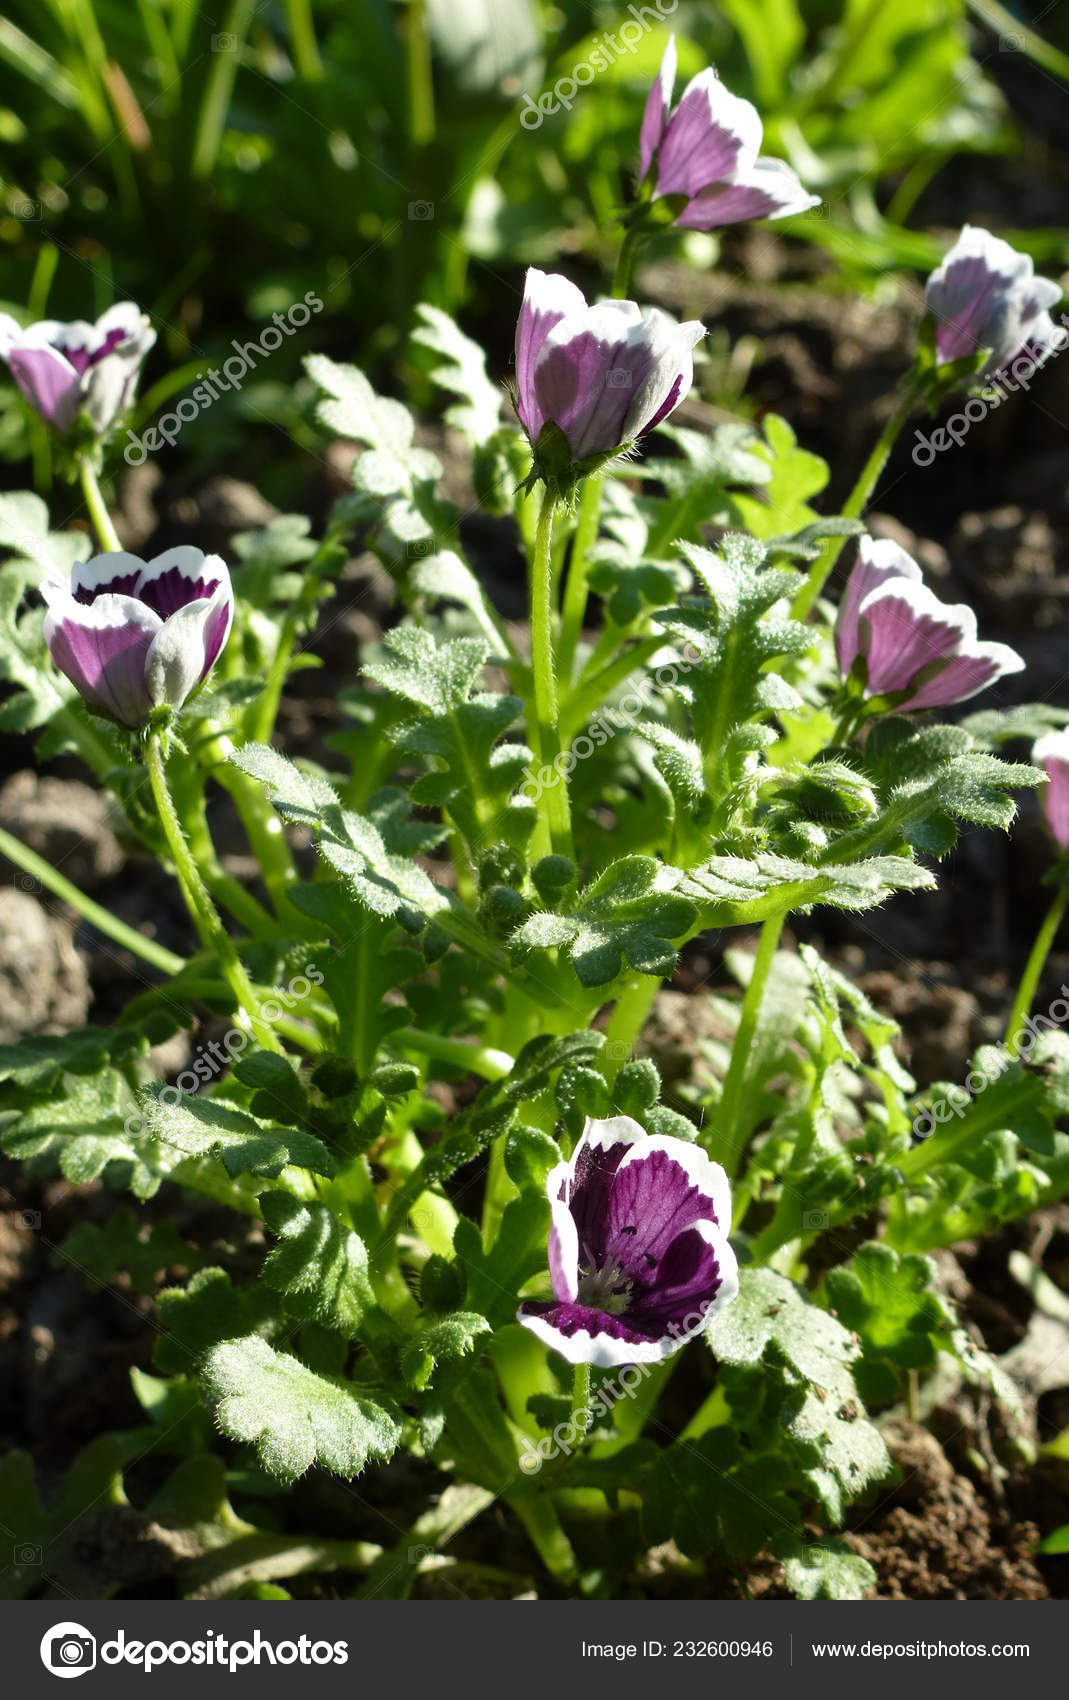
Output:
[
  {"xmin": 638, "ymin": 37, "xmax": 819, "ymax": 230},
  {"xmin": 1033, "ymin": 729, "xmax": 1069, "ymax": 851},
  {"xmin": 517, "ymin": 1115, "xmax": 738, "ymax": 1367},
  {"xmin": 835, "ymin": 534, "xmax": 1024, "ymax": 712},
  {"xmin": 514, "ymin": 268, "xmax": 704, "ymax": 486},
  {"xmin": 0, "ymin": 303, "xmax": 155, "ymax": 437},
  {"xmin": 924, "ymin": 226, "xmax": 1064, "ymax": 380},
  {"xmin": 42, "ymin": 548, "xmax": 233, "ymax": 730}
]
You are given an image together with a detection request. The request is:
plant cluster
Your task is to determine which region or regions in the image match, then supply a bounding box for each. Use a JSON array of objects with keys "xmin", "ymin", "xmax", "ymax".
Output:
[{"xmin": 1, "ymin": 19, "xmax": 1069, "ymax": 1605}]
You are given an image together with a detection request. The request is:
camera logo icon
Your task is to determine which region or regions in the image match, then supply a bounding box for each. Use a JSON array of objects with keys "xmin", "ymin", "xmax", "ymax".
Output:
[{"xmin": 40, "ymin": 1622, "xmax": 97, "ymax": 1679}]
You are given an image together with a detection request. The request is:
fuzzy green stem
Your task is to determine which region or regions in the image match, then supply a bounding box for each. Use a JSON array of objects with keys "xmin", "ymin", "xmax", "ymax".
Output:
[
  {"xmin": 612, "ymin": 228, "xmax": 642, "ymax": 299},
  {"xmin": 284, "ymin": 0, "xmax": 323, "ymax": 79},
  {"xmin": 965, "ymin": 0, "xmax": 1069, "ymax": 84},
  {"xmin": 391, "ymin": 1027, "xmax": 514, "ymax": 1081},
  {"xmin": 0, "ymin": 823, "xmax": 184, "ymax": 975},
  {"xmin": 1004, "ymin": 882, "xmax": 1069, "ymax": 1058},
  {"xmin": 78, "ymin": 457, "xmax": 121, "ymax": 552},
  {"xmin": 530, "ymin": 487, "xmax": 573, "ymax": 858},
  {"xmin": 717, "ymin": 914, "xmax": 785, "ymax": 1177},
  {"xmin": 570, "ymin": 1361, "xmax": 591, "ymax": 1443},
  {"xmin": 604, "ymin": 975, "xmax": 659, "ymax": 1084},
  {"xmin": 792, "ymin": 372, "xmax": 926, "ymax": 622},
  {"xmin": 558, "ymin": 475, "xmax": 602, "ymax": 683},
  {"xmin": 406, "ymin": 0, "xmax": 435, "ymax": 146},
  {"xmin": 144, "ymin": 732, "xmax": 283, "ymax": 1053}
]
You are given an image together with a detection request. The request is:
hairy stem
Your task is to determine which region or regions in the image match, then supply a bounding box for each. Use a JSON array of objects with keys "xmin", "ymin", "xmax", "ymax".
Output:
[
  {"xmin": 570, "ymin": 1361, "xmax": 591, "ymax": 1444},
  {"xmin": 144, "ymin": 732, "xmax": 283, "ymax": 1053},
  {"xmin": 0, "ymin": 823, "xmax": 183, "ymax": 975},
  {"xmin": 78, "ymin": 457, "xmax": 122, "ymax": 552},
  {"xmin": 1004, "ymin": 882, "xmax": 1069, "ymax": 1057},
  {"xmin": 529, "ymin": 487, "xmax": 574, "ymax": 858},
  {"xmin": 558, "ymin": 474, "xmax": 602, "ymax": 683},
  {"xmin": 792, "ymin": 372, "xmax": 926, "ymax": 621},
  {"xmin": 612, "ymin": 228, "xmax": 642, "ymax": 299},
  {"xmin": 716, "ymin": 913, "xmax": 786, "ymax": 1177}
]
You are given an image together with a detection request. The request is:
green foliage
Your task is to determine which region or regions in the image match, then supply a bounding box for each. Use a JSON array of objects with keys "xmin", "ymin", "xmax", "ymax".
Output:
[
  {"xmin": 513, "ymin": 854, "xmax": 696, "ymax": 986},
  {"xmin": 61, "ymin": 1210, "xmax": 204, "ymax": 1296},
  {"xmin": 260, "ymin": 1195, "xmax": 374, "ymax": 1335},
  {"xmin": 202, "ymin": 1335, "xmax": 401, "ymax": 1485}
]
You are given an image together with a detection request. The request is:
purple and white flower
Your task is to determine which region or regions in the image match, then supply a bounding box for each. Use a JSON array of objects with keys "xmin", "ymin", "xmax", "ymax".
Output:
[
  {"xmin": 42, "ymin": 548, "xmax": 233, "ymax": 729},
  {"xmin": 924, "ymin": 226, "xmax": 1064, "ymax": 380},
  {"xmin": 1033, "ymin": 729, "xmax": 1069, "ymax": 851},
  {"xmin": 638, "ymin": 37, "xmax": 819, "ymax": 230},
  {"xmin": 0, "ymin": 302, "xmax": 155, "ymax": 436},
  {"xmin": 835, "ymin": 534, "xmax": 1024, "ymax": 712},
  {"xmin": 514, "ymin": 268, "xmax": 704, "ymax": 476},
  {"xmin": 517, "ymin": 1115, "xmax": 738, "ymax": 1367}
]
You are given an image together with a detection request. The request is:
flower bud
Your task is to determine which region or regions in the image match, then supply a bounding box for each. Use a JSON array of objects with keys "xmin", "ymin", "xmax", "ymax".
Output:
[
  {"xmin": 0, "ymin": 303, "xmax": 155, "ymax": 436},
  {"xmin": 514, "ymin": 268, "xmax": 703, "ymax": 487},
  {"xmin": 835, "ymin": 535, "xmax": 1024, "ymax": 711},
  {"xmin": 42, "ymin": 547, "xmax": 233, "ymax": 729},
  {"xmin": 1033, "ymin": 728, "xmax": 1069, "ymax": 851},
  {"xmin": 638, "ymin": 36, "xmax": 819, "ymax": 231},
  {"xmin": 924, "ymin": 226, "xmax": 1063, "ymax": 380}
]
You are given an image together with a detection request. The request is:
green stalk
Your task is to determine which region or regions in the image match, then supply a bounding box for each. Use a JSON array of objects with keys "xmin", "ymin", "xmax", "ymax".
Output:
[
  {"xmin": 570, "ymin": 1361, "xmax": 591, "ymax": 1442},
  {"xmin": 558, "ymin": 474, "xmax": 602, "ymax": 683},
  {"xmin": 716, "ymin": 913, "xmax": 785, "ymax": 1177},
  {"xmin": 604, "ymin": 975, "xmax": 659, "ymax": 1083},
  {"xmin": 78, "ymin": 457, "xmax": 122, "ymax": 552},
  {"xmin": 144, "ymin": 731, "xmax": 283, "ymax": 1054},
  {"xmin": 191, "ymin": 0, "xmax": 257, "ymax": 179},
  {"xmin": 167, "ymin": 760, "xmax": 276, "ymax": 937},
  {"xmin": 792, "ymin": 372, "xmax": 926, "ymax": 621},
  {"xmin": 391, "ymin": 1027, "xmax": 514, "ymax": 1081},
  {"xmin": 406, "ymin": 0, "xmax": 435, "ymax": 146},
  {"xmin": 612, "ymin": 228, "xmax": 642, "ymax": 299},
  {"xmin": 965, "ymin": 0, "xmax": 1069, "ymax": 84},
  {"xmin": 560, "ymin": 635, "xmax": 662, "ymax": 743},
  {"xmin": 1004, "ymin": 882, "xmax": 1069, "ymax": 1058},
  {"xmin": 284, "ymin": 0, "xmax": 323, "ymax": 80},
  {"xmin": 0, "ymin": 823, "xmax": 183, "ymax": 975},
  {"xmin": 529, "ymin": 487, "xmax": 573, "ymax": 858}
]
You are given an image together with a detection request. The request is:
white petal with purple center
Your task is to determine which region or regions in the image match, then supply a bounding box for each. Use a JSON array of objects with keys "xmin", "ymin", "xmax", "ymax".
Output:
[
  {"xmin": 655, "ymin": 69, "xmax": 762, "ymax": 202},
  {"xmin": 145, "ymin": 575, "xmax": 233, "ymax": 712},
  {"xmin": 42, "ymin": 587, "xmax": 160, "ymax": 729}
]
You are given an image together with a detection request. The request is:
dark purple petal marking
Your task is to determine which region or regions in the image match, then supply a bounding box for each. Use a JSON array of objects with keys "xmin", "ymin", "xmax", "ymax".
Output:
[
  {"xmin": 567, "ymin": 1138, "xmax": 632, "ymax": 1268},
  {"xmin": 605, "ymin": 1147, "xmax": 717, "ymax": 1274},
  {"xmin": 136, "ymin": 565, "xmax": 221, "ymax": 619},
  {"xmin": 627, "ymin": 1225, "xmax": 723, "ymax": 1330},
  {"xmin": 71, "ymin": 552, "xmax": 146, "ymax": 605},
  {"xmin": 519, "ymin": 1118, "xmax": 736, "ymax": 1365},
  {"xmin": 518, "ymin": 1301, "xmax": 664, "ymax": 1348}
]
